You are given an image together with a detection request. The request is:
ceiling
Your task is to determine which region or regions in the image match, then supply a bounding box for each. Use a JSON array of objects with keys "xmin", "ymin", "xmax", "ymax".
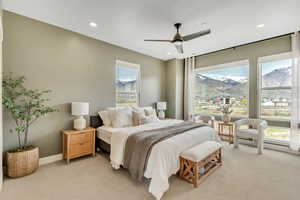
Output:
[{"xmin": 3, "ymin": 0, "xmax": 300, "ymax": 60}]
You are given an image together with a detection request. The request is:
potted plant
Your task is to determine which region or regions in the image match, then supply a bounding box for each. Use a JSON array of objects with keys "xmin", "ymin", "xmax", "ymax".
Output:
[
  {"xmin": 2, "ymin": 74, "xmax": 58, "ymax": 178},
  {"xmin": 218, "ymin": 103, "xmax": 234, "ymax": 124}
]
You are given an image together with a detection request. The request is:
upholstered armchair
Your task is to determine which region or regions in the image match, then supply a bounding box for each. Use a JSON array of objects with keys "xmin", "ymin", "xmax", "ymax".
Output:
[
  {"xmin": 234, "ymin": 119, "xmax": 268, "ymax": 154},
  {"xmin": 193, "ymin": 114, "xmax": 215, "ymax": 128}
]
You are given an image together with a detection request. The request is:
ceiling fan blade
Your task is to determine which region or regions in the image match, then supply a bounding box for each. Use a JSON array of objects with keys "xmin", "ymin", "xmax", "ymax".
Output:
[
  {"xmin": 182, "ymin": 29, "xmax": 211, "ymax": 41},
  {"xmin": 175, "ymin": 44, "xmax": 184, "ymax": 54},
  {"xmin": 144, "ymin": 39, "xmax": 172, "ymax": 42}
]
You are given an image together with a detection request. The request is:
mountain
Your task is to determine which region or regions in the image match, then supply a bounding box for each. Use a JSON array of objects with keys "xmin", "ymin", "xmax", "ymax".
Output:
[
  {"xmin": 116, "ymin": 80, "xmax": 136, "ymax": 92},
  {"xmin": 262, "ymin": 67, "xmax": 291, "ymax": 87},
  {"xmin": 195, "ymin": 74, "xmax": 248, "ymax": 99},
  {"xmin": 194, "ymin": 66, "xmax": 291, "ymax": 102}
]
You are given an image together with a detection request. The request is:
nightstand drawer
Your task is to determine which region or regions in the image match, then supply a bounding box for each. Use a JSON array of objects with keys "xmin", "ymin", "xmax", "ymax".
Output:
[
  {"xmin": 69, "ymin": 142, "xmax": 92, "ymax": 157},
  {"xmin": 70, "ymin": 133, "xmax": 92, "ymax": 145}
]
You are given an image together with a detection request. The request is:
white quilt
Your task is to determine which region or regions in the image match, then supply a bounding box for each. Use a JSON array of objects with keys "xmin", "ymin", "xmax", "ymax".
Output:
[{"xmin": 110, "ymin": 119, "xmax": 219, "ymax": 200}]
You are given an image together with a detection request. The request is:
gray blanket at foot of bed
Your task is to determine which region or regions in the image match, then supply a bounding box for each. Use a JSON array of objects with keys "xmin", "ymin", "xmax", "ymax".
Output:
[{"xmin": 123, "ymin": 121, "xmax": 206, "ymax": 182}]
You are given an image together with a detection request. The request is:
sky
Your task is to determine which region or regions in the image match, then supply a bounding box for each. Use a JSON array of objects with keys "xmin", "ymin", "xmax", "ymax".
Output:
[
  {"xmin": 116, "ymin": 59, "xmax": 292, "ymax": 82},
  {"xmin": 261, "ymin": 59, "xmax": 292, "ymax": 75},
  {"xmin": 201, "ymin": 65, "xmax": 248, "ymax": 77},
  {"xmin": 198, "ymin": 58, "xmax": 292, "ymax": 79},
  {"xmin": 116, "ymin": 66, "xmax": 138, "ymax": 81}
]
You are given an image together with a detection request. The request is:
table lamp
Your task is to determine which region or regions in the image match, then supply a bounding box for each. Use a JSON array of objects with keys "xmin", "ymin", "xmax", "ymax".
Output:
[
  {"xmin": 156, "ymin": 102, "xmax": 167, "ymax": 119},
  {"xmin": 71, "ymin": 102, "xmax": 89, "ymax": 130}
]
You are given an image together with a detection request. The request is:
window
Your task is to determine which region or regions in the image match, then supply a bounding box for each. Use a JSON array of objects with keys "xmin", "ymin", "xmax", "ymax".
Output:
[
  {"xmin": 259, "ymin": 56, "xmax": 292, "ymax": 120},
  {"xmin": 115, "ymin": 60, "xmax": 140, "ymax": 107},
  {"xmin": 259, "ymin": 54, "xmax": 292, "ymax": 143},
  {"xmin": 193, "ymin": 60, "xmax": 249, "ymax": 117},
  {"xmin": 265, "ymin": 127, "xmax": 290, "ymax": 142}
]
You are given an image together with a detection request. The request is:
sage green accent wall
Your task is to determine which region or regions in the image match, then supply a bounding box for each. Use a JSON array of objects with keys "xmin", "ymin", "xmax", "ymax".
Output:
[
  {"xmin": 165, "ymin": 59, "xmax": 184, "ymax": 119},
  {"xmin": 3, "ymin": 11, "xmax": 166, "ymax": 157},
  {"xmin": 195, "ymin": 35, "xmax": 291, "ymax": 123}
]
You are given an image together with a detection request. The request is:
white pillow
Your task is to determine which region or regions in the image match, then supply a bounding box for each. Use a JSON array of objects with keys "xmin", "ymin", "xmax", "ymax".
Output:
[
  {"xmin": 143, "ymin": 106, "xmax": 154, "ymax": 114},
  {"xmin": 108, "ymin": 107, "xmax": 133, "ymax": 128},
  {"xmin": 98, "ymin": 110, "xmax": 111, "ymax": 127},
  {"xmin": 144, "ymin": 106, "xmax": 159, "ymax": 120},
  {"xmin": 141, "ymin": 115, "xmax": 160, "ymax": 125},
  {"xmin": 132, "ymin": 106, "xmax": 144, "ymax": 112}
]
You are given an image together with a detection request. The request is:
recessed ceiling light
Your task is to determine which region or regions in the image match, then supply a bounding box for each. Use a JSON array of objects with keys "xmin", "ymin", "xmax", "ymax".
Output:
[
  {"xmin": 167, "ymin": 52, "xmax": 171, "ymax": 55},
  {"xmin": 256, "ymin": 24, "xmax": 265, "ymax": 28},
  {"xmin": 89, "ymin": 22, "xmax": 98, "ymax": 28}
]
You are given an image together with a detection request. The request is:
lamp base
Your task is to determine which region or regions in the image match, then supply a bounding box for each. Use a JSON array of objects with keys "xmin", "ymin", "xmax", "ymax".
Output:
[
  {"xmin": 158, "ymin": 110, "xmax": 165, "ymax": 119},
  {"xmin": 74, "ymin": 116, "xmax": 86, "ymax": 130}
]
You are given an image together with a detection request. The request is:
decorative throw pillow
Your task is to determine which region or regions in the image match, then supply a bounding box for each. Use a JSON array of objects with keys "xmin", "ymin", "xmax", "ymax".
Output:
[
  {"xmin": 108, "ymin": 107, "xmax": 133, "ymax": 128},
  {"xmin": 132, "ymin": 110, "xmax": 145, "ymax": 126},
  {"xmin": 140, "ymin": 115, "xmax": 160, "ymax": 125},
  {"xmin": 144, "ymin": 107, "xmax": 159, "ymax": 120},
  {"xmin": 144, "ymin": 106, "xmax": 154, "ymax": 115},
  {"xmin": 98, "ymin": 110, "xmax": 111, "ymax": 127}
]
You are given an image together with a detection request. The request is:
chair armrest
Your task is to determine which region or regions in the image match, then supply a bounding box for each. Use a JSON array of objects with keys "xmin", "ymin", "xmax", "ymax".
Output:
[
  {"xmin": 234, "ymin": 119, "xmax": 250, "ymax": 129},
  {"xmin": 258, "ymin": 120, "xmax": 268, "ymax": 130}
]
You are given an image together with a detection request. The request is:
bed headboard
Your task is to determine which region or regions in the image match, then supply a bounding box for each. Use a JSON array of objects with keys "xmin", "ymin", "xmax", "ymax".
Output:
[{"xmin": 90, "ymin": 115, "xmax": 103, "ymax": 128}]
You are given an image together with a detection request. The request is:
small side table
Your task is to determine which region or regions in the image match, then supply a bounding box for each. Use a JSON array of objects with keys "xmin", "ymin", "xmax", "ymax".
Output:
[
  {"xmin": 218, "ymin": 122, "xmax": 234, "ymax": 144},
  {"xmin": 62, "ymin": 127, "xmax": 96, "ymax": 163}
]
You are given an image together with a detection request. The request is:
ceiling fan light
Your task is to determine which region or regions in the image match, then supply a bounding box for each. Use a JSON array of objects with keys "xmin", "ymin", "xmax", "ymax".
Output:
[{"xmin": 174, "ymin": 41, "xmax": 183, "ymax": 46}]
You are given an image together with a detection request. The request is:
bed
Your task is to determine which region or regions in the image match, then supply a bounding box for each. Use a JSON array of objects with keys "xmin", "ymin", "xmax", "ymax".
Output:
[
  {"xmin": 90, "ymin": 115, "xmax": 111, "ymax": 153},
  {"xmin": 90, "ymin": 115, "xmax": 219, "ymax": 200}
]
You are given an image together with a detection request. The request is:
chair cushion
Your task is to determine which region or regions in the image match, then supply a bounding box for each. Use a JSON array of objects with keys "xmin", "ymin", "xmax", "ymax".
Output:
[
  {"xmin": 237, "ymin": 128, "xmax": 258, "ymax": 139},
  {"xmin": 180, "ymin": 141, "xmax": 222, "ymax": 162}
]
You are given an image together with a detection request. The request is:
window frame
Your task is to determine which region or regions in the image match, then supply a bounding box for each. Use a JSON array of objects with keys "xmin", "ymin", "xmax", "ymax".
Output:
[
  {"xmin": 193, "ymin": 59, "xmax": 250, "ymax": 118},
  {"xmin": 115, "ymin": 60, "xmax": 141, "ymax": 107},
  {"xmin": 257, "ymin": 52, "xmax": 292, "ymax": 122},
  {"xmin": 263, "ymin": 125, "xmax": 290, "ymax": 147}
]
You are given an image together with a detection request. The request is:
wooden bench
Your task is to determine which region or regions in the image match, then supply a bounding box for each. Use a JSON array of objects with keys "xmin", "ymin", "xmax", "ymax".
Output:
[{"xmin": 179, "ymin": 141, "xmax": 222, "ymax": 187}]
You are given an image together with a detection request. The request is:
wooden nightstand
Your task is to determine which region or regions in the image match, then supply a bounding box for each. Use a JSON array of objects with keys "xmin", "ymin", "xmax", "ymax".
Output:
[{"xmin": 62, "ymin": 127, "xmax": 96, "ymax": 163}]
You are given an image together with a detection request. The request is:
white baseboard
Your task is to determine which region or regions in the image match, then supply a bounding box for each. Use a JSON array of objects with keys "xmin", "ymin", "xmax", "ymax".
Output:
[{"xmin": 39, "ymin": 154, "xmax": 63, "ymax": 166}]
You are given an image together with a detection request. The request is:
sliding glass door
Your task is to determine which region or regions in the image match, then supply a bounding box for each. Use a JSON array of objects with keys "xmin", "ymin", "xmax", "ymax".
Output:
[{"xmin": 259, "ymin": 54, "xmax": 292, "ymax": 143}]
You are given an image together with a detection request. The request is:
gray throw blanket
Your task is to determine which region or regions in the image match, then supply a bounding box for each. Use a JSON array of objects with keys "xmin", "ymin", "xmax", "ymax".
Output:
[{"xmin": 123, "ymin": 121, "xmax": 207, "ymax": 182}]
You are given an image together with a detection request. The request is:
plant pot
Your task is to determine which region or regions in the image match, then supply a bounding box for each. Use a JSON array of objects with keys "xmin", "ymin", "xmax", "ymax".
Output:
[
  {"xmin": 222, "ymin": 114, "xmax": 231, "ymax": 124},
  {"xmin": 6, "ymin": 146, "xmax": 39, "ymax": 178}
]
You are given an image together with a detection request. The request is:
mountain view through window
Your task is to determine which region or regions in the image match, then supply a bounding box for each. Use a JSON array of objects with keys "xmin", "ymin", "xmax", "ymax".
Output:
[
  {"xmin": 116, "ymin": 64, "xmax": 139, "ymax": 107},
  {"xmin": 194, "ymin": 62, "xmax": 249, "ymax": 116},
  {"xmin": 260, "ymin": 58, "xmax": 292, "ymax": 120}
]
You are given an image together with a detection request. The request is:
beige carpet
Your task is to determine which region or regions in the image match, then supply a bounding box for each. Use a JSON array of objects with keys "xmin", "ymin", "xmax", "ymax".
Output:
[{"xmin": 1, "ymin": 145, "xmax": 300, "ymax": 200}]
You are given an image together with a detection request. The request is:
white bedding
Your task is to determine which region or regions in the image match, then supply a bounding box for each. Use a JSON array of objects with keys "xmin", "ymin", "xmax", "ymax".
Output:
[
  {"xmin": 96, "ymin": 126, "xmax": 119, "ymax": 144},
  {"xmin": 108, "ymin": 119, "xmax": 220, "ymax": 200}
]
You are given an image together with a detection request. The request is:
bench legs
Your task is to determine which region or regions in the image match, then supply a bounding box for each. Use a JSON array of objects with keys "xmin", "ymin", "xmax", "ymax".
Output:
[{"xmin": 180, "ymin": 148, "xmax": 222, "ymax": 188}]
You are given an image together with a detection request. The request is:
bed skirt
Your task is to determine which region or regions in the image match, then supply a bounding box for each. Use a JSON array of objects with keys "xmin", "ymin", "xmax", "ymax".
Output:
[{"xmin": 97, "ymin": 137, "xmax": 111, "ymax": 153}]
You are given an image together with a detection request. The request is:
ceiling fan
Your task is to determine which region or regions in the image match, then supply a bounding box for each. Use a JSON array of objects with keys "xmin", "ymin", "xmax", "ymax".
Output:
[{"xmin": 144, "ymin": 23, "xmax": 211, "ymax": 54}]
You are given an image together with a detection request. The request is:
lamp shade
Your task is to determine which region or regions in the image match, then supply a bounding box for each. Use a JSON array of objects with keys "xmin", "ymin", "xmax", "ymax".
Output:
[
  {"xmin": 71, "ymin": 102, "xmax": 89, "ymax": 116},
  {"xmin": 156, "ymin": 102, "xmax": 167, "ymax": 110}
]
